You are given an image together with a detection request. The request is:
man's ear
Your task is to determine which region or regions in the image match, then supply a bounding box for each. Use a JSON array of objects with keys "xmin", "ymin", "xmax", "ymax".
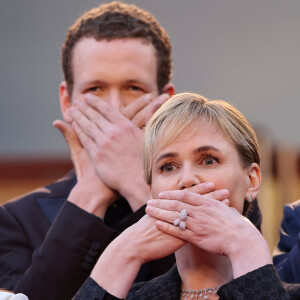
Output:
[
  {"xmin": 162, "ymin": 83, "xmax": 175, "ymax": 96},
  {"xmin": 246, "ymin": 163, "xmax": 261, "ymax": 199},
  {"xmin": 59, "ymin": 81, "xmax": 72, "ymax": 123}
]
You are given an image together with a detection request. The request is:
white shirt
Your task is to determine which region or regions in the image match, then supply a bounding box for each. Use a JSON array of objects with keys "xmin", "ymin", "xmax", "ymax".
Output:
[{"xmin": 0, "ymin": 292, "xmax": 28, "ymax": 300}]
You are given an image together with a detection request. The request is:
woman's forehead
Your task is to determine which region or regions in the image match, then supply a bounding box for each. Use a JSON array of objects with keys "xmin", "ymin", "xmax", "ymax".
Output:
[{"xmin": 152, "ymin": 120, "xmax": 225, "ymax": 155}]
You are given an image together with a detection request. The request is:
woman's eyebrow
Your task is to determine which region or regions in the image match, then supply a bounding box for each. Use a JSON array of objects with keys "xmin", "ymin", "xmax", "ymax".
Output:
[
  {"xmin": 155, "ymin": 152, "xmax": 177, "ymax": 164},
  {"xmin": 193, "ymin": 145, "xmax": 221, "ymax": 154}
]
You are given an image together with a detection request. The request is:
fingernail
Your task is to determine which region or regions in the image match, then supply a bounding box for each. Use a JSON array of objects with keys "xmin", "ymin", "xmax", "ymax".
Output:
[
  {"xmin": 158, "ymin": 94, "xmax": 169, "ymax": 103},
  {"xmin": 73, "ymin": 100, "xmax": 82, "ymax": 107},
  {"xmin": 162, "ymin": 94, "xmax": 169, "ymax": 100},
  {"xmin": 69, "ymin": 107, "xmax": 77, "ymax": 114},
  {"xmin": 84, "ymin": 95, "xmax": 91, "ymax": 103},
  {"xmin": 145, "ymin": 205, "xmax": 154, "ymax": 213},
  {"xmin": 158, "ymin": 192, "xmax": 165, "ymax": 198},
  {"xmin": 220, "ymin": 189, "xmax": 230, "ymax": 196},
  {"xmin": 147, "ymin": 199, "xmax": 154, "ymax": 205},
  {"xmin": 222, "ymin": 199, "xmax": 230, "ymax": 206},
  {"xmin": 85, "ymin": 93, "xmax": 95, "ymax": 102},
  {"xmin": 205, "ymin": 182, "xmax": 214, "ymax": 189},
  {"xmin": 144, "ymin": 94, "xmax": 152, "ymax": 103}
]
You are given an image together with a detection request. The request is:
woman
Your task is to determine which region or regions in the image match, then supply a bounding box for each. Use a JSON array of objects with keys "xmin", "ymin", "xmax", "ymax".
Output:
[{"xmin": 73, "ymin": 93, "xmax": 299, "ymax": 299}]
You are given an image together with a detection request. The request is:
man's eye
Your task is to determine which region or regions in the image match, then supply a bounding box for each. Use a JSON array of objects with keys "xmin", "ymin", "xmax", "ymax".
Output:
[
  {"xmin": 88, "ymin": 87, "xmax": 101, "ymax": 92},
  {"xmin": 129, "ymin": 86, "xmax": 143, "ymax": 92}
]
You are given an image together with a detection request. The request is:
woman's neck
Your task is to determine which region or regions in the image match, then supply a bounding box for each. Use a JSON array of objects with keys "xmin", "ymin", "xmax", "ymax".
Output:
[{"xmin": 176, "ymin": 243, "xmax": 233, "ymax": 290}]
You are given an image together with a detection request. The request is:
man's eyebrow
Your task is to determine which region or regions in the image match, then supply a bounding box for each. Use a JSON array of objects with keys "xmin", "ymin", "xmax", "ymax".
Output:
[
  {"xmin": 126, "ymin": 79, "xmax": 142, "ymax": 84},
  {"xmin": 79, "ymin": 79, "xmax": 106, "ymax": 88},
  {"xmin": 125, "ymin": 79, "xmax": 150, "ymax": 87},
  {"xmin": 155, "ymin": 152, "xmax": 177, "ymax": 164},
  {"xmin": 193, "ymin": 145, "xmax": 221, "ymax": 154}
]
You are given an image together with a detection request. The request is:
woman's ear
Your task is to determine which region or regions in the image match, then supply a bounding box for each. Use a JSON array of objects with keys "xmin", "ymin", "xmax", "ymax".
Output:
[
  {"xmin": 162, "ymin": 83, "xmax": 175, "ymax": 97},
  {"xmin": 246, "ymin": 163, "xmax": 261, "ymax": 199},
  {"xmin": 59, "ymin": 81, "xmax": 72, "ymax": 123}
]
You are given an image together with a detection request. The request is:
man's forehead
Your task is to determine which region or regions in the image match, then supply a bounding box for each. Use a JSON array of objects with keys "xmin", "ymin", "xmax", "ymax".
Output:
[
  {"xmin": 73, "ymin": 37, "xmax": 156, "ymax": 56},
  {"xmin": 72, "ymin": 37, "xmax": 157, "ymax": 75},
  {"xmin": 70, "ymin": 36, "xmax": 159, "ymax": 96}
]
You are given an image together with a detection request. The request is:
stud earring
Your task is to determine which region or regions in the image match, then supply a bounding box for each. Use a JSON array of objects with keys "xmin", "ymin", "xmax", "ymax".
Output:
[{"xmin": 246, "ymin": 195, "xmax": 253, "ymax": 203}]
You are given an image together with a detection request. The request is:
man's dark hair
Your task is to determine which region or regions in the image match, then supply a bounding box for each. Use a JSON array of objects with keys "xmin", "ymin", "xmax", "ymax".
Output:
[{"xmin": 62, "ymin": 1, "xmax": 172, "ymax": 96}]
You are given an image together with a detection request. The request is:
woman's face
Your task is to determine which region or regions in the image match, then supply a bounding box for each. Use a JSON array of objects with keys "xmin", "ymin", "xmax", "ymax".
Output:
[{"xmin": 151, "ymin": 123, "xmax": 259, "ymax": 213}]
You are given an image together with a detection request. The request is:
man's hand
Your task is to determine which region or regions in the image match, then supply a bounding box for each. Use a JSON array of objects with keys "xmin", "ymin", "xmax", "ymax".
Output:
[
  {"xmin": 69, "ymin": 93, "xmax": 170, "ymax": 211},
  {"xmin": 53, "ymin": 120, "xmax": 117, "ymax": 218},
  {"xmin": 121, "ymin": 93, "xmax": 170, "ymax": 129}
]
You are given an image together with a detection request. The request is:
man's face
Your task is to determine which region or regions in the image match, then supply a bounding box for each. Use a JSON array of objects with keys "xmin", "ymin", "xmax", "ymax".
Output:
[{"xmin": 70, "ymin": 37, "xmax": 159, "ymax": 108}]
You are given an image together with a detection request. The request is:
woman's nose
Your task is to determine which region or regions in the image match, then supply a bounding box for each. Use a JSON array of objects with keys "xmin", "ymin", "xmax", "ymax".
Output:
[{"xmin": 178, "ymin": 168, "xmax": 201, "ymax": 190}]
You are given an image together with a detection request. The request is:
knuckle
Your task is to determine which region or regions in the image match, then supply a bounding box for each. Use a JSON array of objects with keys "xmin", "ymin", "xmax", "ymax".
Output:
[
  {"xmin": 101, "ymin": 137, "xmax": 110, "ymax": 150},
  {"xmin": 132, "ymin": 115, "xmax": 143, "ymax": 128},
  {"xmin": 105, "ymin": 104, "xmax": 114, "ymax": 115},
  {"xmin": 84, "ymin": 126, "xmax": 93, "ymax": 137},
  {"xmin": 170, "ymin": 212, "xmax": 177, "ymax": 222},
  {"xmin": 82, "ymin": 138, "xmax": 93, "ymax": 151},
  {"xmin": 123, "ymin": 121, "xmax": 135, "ymax": 133},
  {"xmin": 170, "ymin": 201, "xmax": 180, "ymax": 211},
  {"xmin": 107, "ymin": 127, "xmax": 120, "ymax": 140},
  {"xmin": 181, "ymin": 190, "xmax": 189, "ymax": 199}
]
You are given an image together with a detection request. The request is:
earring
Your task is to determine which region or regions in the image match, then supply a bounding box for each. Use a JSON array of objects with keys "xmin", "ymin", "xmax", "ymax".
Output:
[{"xmin": 246, "ymin": 195, "xmax": 253, "ymax": 203}]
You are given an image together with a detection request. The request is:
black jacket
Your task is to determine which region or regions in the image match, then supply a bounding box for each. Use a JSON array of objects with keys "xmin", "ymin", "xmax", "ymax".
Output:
[{"xmin": 0, "ymin": 170, "xmax": 174, "ymax": 300}]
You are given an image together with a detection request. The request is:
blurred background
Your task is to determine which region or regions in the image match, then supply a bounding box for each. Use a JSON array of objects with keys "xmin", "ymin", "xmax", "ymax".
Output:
[{"xmin": 1, "ymin": 0, "xmax": 300, "ymax": 252}]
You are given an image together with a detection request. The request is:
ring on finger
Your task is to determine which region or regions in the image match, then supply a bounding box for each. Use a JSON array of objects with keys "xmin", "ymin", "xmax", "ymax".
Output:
[
  {"xmin": 179, "ymin": 221, "xmax": 186, "ymax": 230},
  {"xmin": 174, "ymin": 219, "xmax": 180, "ymax": 226},
  {"xmin": 179, "ymin": 209, "xmax": 188, "ymax": 221}
]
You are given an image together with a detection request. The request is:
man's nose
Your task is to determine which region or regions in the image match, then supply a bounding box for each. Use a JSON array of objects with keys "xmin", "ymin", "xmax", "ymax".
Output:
[
  {"xmin": 178, "ymin": 167, "xmax": 201, "ymax": 190},
  {"xmin": 106, "ymin": 90, "xmax": 122, "ymax": 110}
]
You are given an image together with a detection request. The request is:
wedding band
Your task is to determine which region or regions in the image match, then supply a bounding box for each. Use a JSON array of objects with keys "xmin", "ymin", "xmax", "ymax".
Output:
[
  {"xmin": 179, "ymin": 209, "xmax": 188, "ymax": 221},
  {"xmin": 179, "ymin": 221, "xmax": 186, "ymax": 230},
  {"xmin": 174, "ymin": 219, "xmax": 180, "ymax": 226}
]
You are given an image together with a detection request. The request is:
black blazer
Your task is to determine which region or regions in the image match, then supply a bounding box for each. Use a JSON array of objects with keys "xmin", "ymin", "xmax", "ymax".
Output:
[
  {"xmin": 73, "ymin": 264, "xmax": 300, "ymax": 300},
  {"xmin": 0, "ymin": 170, "xmax": 174, "ymax": 300}
]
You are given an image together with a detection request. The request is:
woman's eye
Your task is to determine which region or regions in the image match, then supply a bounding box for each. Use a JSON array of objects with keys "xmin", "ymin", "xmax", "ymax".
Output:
[
  {"xmin": 162, "ymin": 164, "xmax": 175, "ymax": 173},
  {"xmin": 203, "ymin": 157, "xmax": 217, "ymax": 166}
]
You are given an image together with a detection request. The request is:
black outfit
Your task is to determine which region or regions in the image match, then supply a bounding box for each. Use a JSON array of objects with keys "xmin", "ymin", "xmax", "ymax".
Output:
[
  {"xmin": 73, "ymin": 264, "xmax": 300, "ymax": 300},
  {"xmin": 0, "ymin": 170, "xmax": 174, "ymax": 300}
]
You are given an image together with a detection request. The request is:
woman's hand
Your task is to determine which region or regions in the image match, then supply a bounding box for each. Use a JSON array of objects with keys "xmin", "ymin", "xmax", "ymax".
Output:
[
  {"xmin": 146, "ymin": 189, "xmax": 233, "ymax": 256},
  {"xmin": 146, "ymin": 188, "xmax": 272, "ymax": 278},
  {"xmin": 91, "ymin": 214, "xmax": 184, "ymax": 298}
]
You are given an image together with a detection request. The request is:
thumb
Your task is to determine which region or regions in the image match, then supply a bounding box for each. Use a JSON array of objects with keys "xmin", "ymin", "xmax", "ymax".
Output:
[{"xmin": 53, "ymin": 119, "xmax": 82, "ymax": 156}]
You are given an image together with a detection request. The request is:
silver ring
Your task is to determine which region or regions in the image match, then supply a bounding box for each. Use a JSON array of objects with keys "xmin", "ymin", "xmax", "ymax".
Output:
[
  {"xmin": 174, "ymin": 219, "xmax": 180, "ymax": 226},
  {"xmin": 179, "ymin": 209, "xmax": 188, "ymax": 221},
  {"xmin": 179, "ymin": 221, "xmax": 186, "ymax": 230}
]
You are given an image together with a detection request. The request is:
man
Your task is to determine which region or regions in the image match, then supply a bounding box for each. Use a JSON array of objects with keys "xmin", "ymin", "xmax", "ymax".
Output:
[{"xmin": 0, "ymin": 2, "xmax": 175, "ymax": 300}]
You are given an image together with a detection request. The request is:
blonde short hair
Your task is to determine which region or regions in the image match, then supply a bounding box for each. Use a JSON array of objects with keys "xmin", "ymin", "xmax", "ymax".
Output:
[{"xmin": 143, "ymin": 92, "xmax": 260, "ymax": 185}]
